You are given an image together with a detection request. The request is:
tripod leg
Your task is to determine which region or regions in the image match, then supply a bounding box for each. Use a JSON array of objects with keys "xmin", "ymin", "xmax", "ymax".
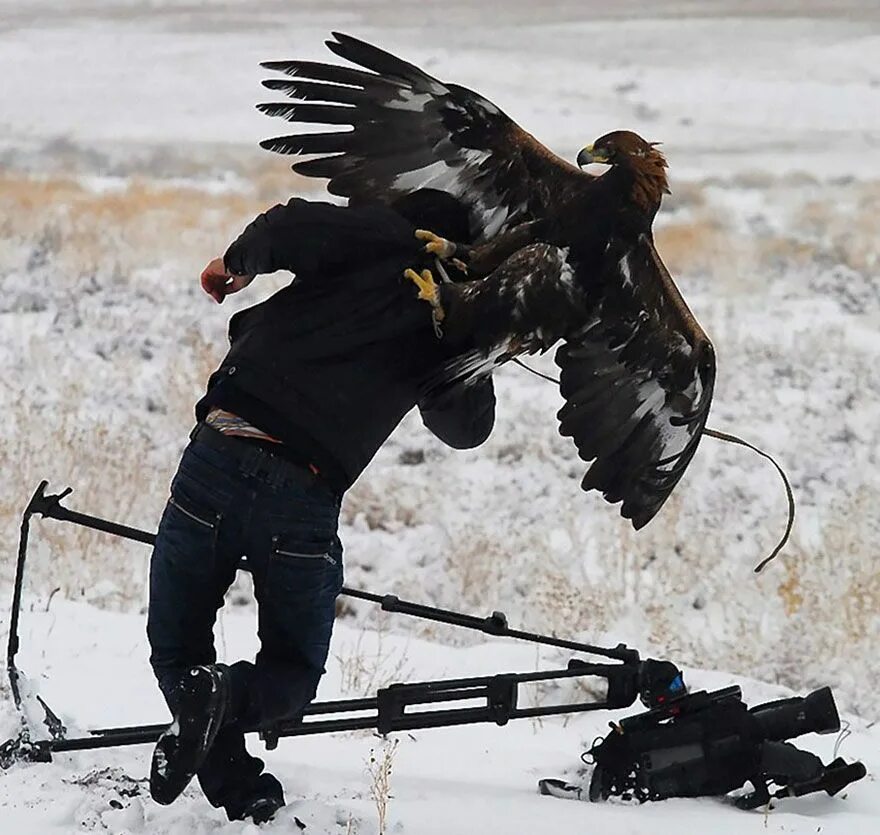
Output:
[
  {"xmin": 734, "ymin": 775, "xmax": 771, "ymax": 810},
  {"xmin": 779, "ymin": 758, "xmax": 867, "ymax": 800}
]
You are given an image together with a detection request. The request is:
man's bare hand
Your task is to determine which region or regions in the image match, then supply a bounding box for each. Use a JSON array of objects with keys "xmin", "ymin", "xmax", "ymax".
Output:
[{"xmin": 200, "ymin": 257, "xmax": 255, "ymax": 304}]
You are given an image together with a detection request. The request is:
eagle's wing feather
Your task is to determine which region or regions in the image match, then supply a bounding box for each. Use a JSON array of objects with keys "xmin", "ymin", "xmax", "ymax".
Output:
[
  {"xmin": 422, "ymin": 243, "xmax": 581, "ymax": 397},
  {"xmin": 258, "ymin": 32, "xmax": 590, "ymax": 239},
  {"xmin": 441, "ymin": 243, "xmax": 582, "ymax": 351},
  {"xmin": 556, "ymin": 235, "xmax": 715, "ymax": 529}
]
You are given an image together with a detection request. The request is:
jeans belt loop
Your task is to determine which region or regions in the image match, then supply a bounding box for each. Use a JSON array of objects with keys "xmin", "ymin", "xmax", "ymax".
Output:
[{"xmin": 238, "ymin": 440, "xmax": 261, "ymax": 480}]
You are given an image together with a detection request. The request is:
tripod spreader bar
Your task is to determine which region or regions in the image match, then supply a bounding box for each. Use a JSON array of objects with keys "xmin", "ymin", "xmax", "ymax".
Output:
[
  {"xmin": 262, "ymin": 664, "xmax": 626, "ymax": 748},
  {"xmin": 1, "ymin": 659, "xmax": 640, "ymax": 765},
  {"xmin": 13, "ymin": 481, "xmax": 640, "ymax": 668},
  {"xmin": 341, "ymin": 587, "xmax": 638, "ymax": 663}
]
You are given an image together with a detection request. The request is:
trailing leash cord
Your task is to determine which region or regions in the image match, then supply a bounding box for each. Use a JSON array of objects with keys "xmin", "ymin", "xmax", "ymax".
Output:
[
  {"xmin": 511, "ymin": 358, "xmax": 794, "ymax": 572},
  {"xmin": 701, "ymin": 427, "xmax": 794, "ymax": 573},
  {"xmin": 834, "ymin": 720, "xmax": 852, "ymax": 760},
  {"xmin": 510, "ymin": 358, "xmax": 561, "ymax": 385}
]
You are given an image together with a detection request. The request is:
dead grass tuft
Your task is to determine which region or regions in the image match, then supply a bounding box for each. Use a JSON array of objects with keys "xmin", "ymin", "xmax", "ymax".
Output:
[
  {"xmin": 0, "ymin": 173, "xmax": 272, "ymax": 281},
  {"xmin": 655, "ymin": 216, "xmax": 730, "ymax": 277}
]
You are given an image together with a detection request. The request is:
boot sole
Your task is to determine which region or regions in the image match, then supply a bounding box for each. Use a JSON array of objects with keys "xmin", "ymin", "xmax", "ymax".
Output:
[{"xmin": 150, "ymin": 667, "xmax": 228, "ymax": 805}]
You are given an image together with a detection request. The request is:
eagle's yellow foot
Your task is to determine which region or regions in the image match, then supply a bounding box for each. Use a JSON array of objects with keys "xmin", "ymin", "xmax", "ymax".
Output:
[
  {"xmin": 415, "ymin": 229, "xmax": 457, "ymax": 261},
  {"xmin": 404, "ymin": 267, "xmax": 446, "ymax": 337},
  {"xmin": 403, "ymin": 268, "xmax": 443, "ymax": 313}
]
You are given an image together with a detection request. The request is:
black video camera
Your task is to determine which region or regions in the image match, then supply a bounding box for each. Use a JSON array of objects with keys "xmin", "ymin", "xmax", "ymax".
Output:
[{"xmin": 585, "ymin": 682, "xmax": 866, "ymax": 808}]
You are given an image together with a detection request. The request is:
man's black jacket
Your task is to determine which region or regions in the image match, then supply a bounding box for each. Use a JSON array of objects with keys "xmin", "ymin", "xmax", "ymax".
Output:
[{"xmin": 195, "ymin": 198, "xmax": 495, "ymax": 493}]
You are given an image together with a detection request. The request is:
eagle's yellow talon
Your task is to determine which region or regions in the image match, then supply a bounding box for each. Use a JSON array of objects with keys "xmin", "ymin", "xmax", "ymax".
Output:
[
  {"xmin": 415, "ymin": 228, "xmax": 456, "ymax": 260},
  {"xmin": 404, "ymin": 267, "xmax": 436, "ymax": 302},
  {"xmin": 403, "ymin": 267, "xmax": 446, "ymax": 324}
]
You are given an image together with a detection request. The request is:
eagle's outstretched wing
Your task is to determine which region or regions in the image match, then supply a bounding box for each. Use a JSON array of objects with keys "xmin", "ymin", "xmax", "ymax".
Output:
[
  {"xmin": 258, "ymin": 32, "xmax": 590, "ymax": 239},
  {"xmin": 556, "ymin": 235, "xmax": 715, "ymax": 529}
]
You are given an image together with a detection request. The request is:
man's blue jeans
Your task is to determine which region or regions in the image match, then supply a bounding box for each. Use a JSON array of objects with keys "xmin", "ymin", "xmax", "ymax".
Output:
[{"xmin": 147, "ymin": 426, "xmax": 344, "ymax": 815}]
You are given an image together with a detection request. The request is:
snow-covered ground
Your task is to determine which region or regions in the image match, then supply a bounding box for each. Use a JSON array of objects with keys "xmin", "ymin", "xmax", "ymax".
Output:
[
  {"xmin": 1, "ymin": 1, "xmax": 879, "ymax": 832},
  {"xmin": 2, "ymin": 596, "xmax": 879, "ymax": 834},
  {"xmin": 3, "ymin": 2, "xmax": 880, "ymax": 177}
]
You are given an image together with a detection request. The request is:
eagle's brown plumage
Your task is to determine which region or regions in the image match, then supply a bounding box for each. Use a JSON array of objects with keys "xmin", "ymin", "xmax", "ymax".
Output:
[
  {"xmin": 591, "ymin": 133, "xmax": 670, "ymax": 212},
  {"xmin": 257, "ymin": 33, "xmax": 716, "ymax": 530}
]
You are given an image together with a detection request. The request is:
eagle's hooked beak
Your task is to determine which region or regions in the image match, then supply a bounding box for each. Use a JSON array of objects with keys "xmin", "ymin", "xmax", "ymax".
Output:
[{"xmin": 577, "ymin": 144, "xmax": 612, "ymax": 167}]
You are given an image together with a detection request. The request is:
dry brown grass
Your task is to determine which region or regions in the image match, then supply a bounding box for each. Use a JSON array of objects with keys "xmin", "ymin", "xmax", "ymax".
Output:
[
  {"xmin": 655, "ymin": 216, "xmax": 730, "ymax": 277},
  {"xmin": 334, "ymin": 616, "xmax": 413, "ymax": 697},
  {"xmin": 367, "ymin": 737, "xmax": 399, "ymax": 835},
  {"xmin": 657, "ymin": 178, "xmax": 878, "ymax": 298},
  {"xmin": 794, "ymin": 184, "xmax": 880, "ymax": 275},
  {"xmin": 0, "ymin": 172, "xmax": 276, "ymax": 279},
  {"xmin": 341, "ymin": 477, "xmax": 436, "ymax": 533}
]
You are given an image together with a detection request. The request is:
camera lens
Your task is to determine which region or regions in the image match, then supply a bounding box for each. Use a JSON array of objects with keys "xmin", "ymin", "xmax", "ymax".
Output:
[{"xmin": 749, "ymin": 687, "xmax": 840, "ymax": 741}]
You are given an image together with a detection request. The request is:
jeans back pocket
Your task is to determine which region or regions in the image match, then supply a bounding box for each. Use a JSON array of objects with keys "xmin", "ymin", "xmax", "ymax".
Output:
[
  {"xmin": 169, "ymin": 494, "xmax": 220, "ymax": 530},
  {"xmin": 158, "ymin": 486, "xmax": 224, "ymax": 577},
  {"xmin": 266, "ymin": 531, "xmax": 344, "ymax": 604},
  {"xmin": 271, "ymin": 535, "xmax": 337, "ymax": 566}
]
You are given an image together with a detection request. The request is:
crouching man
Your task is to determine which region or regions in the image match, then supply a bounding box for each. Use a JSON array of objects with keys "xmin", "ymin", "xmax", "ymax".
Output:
[{"xmin": 147, "ymin": 190, "xmax": 494, "ymax": 823}]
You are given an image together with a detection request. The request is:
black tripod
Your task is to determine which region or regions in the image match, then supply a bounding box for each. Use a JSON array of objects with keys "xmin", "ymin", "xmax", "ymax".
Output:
[{"xmin": 2, "ymin": 481, "xmax": 678, "ymax": 767}]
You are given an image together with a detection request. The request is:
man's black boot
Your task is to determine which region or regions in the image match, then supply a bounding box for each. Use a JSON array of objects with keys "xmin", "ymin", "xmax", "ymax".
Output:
[
  {"xmin": 223, "ymin": 772, "xmax": 286, "ymax": 824},
  {"xmin": 244, "ymin": 795, "xmax": 286, "ymax": 826},
  {"xmin": 150, "ymin": 664, "xmax": 231, "ymax": 805}
]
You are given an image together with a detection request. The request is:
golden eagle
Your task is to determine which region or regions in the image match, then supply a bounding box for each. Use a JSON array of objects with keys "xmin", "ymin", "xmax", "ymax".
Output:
[{"xmin": 257, "ymin": 33, "xmax": 715, "ymax": 530}]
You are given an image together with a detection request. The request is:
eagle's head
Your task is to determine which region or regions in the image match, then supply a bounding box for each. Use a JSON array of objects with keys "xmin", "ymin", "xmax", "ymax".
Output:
[
  {"xmin": 577, "ymin": 131, "xmax": 670, "ymax": 210},
  {"xmin": 576, "ymin": 131, "xmax": 663, "ymax": 168}
]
